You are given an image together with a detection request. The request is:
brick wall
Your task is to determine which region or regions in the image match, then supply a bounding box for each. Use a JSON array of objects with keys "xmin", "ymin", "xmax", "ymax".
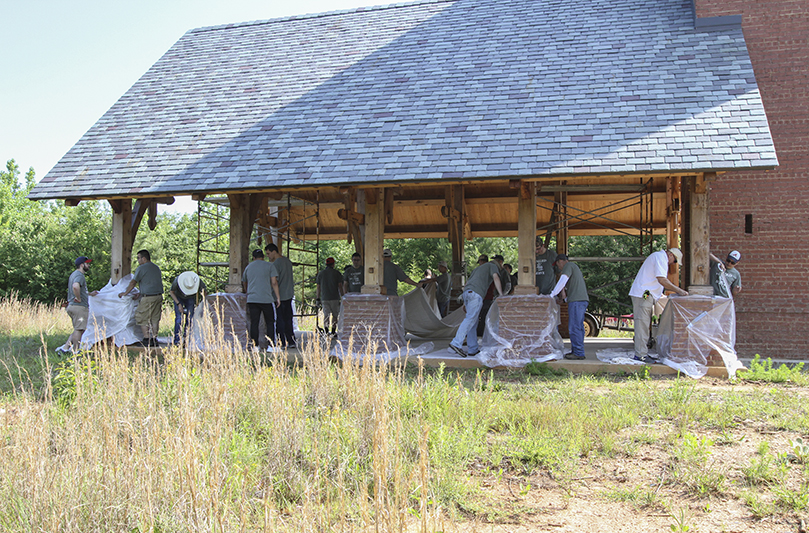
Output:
[
  {"xmin": 496, "ymin": 295, "xmax": 562, "ymax": 360},
  {"xmin": 696, "ymin": 0, "xmax": 809, "ymax": 358},
  {"xmin": 338, "ymin": 294, "xmax": 407, "ymax": 354}
]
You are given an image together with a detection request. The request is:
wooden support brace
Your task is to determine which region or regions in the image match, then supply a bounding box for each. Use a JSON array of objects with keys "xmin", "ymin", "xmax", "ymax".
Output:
[
  {"xmin": 362, "ymin": 187, "xmax": 384, "ymax": 294},
  {"xmin": 515, "ymin": 181, "xmax": 538, "ymax": 294}
]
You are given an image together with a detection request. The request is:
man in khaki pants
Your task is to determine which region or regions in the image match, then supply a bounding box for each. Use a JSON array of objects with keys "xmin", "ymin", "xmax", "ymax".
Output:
[
  {"xmin": 119, "ymin": 249, "xmax": 164, "ymax": 347},
  {"xmin": 629, "ymin": 248, "xmax": 688, "ymax": 363},
  {"xmin": 56, "ymin": 256, "xmax": 98, "ymax": 356}
]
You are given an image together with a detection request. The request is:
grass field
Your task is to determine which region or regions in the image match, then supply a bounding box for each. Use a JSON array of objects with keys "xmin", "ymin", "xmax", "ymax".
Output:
[{"xmin": 1, "ymin": 293, "xmax": 808, "ymax": 532}]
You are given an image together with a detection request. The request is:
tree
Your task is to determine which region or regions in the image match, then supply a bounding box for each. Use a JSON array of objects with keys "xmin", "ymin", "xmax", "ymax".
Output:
[{"xmin": 568, "ymin": 234, "xmax": 667, "ymax": 315}]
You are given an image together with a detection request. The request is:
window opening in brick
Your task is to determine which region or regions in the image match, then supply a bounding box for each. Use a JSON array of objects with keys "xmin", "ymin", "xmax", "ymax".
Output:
[{"xmin": 744, "ymin": 214, "xmax": 753, "ymax": 234}]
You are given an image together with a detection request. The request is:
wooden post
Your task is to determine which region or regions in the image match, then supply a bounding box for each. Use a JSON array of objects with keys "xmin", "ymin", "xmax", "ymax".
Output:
[
  {"xmin": 361, "ymin": 188, "xmax": 384, "ymax": 294},
  {"xmin": 688, "ymin": 174, "xmax": 713, "ymax": 294},
  {"xmin": 515, "ymin": 181, "xmax": 538, "ymax": 294},
  {"xmin": 555, "ymin": 189, "xmax": 569, "ymax": 255},
  {"xmin": 446, "ymin": 184, "xmax": 466, "ymax": 293},
  {"xmin": 666, "ymin": 176, "xmax": 681, "ymax": 287},
  {"xmin": 226, "ymin": 193, "xmax": 252, "ymax": 293},
  {"xmin": 109, "ymin": 199, "xmax": 132, "ymax": 284}
]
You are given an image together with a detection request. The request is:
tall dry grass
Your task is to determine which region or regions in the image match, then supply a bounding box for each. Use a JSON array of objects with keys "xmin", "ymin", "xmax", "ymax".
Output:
[{"xmin": 0, "ymin": 316, "xmax": 453, "ymax": 532}]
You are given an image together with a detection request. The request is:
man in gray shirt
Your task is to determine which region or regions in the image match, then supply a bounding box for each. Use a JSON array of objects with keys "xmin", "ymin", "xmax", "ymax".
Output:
[
  {"xmin": 535, "ymin": 237, "xmax": 558, "ymax": 295},
  {"xmin": 448, "ymin": 256, "xmax": 504, "ymax": 358},
  {"xmin": 343, "ymin": 253, "xmax": 364, "ymax": 294},
  {"xmin": 265, "ymin": 243, "xmax": 297, "ymax": 349},
  {"xmin": 243, "ymin": 249, "xmax": 281, "ymax": 350},
  {"xmin": 56, "ymin": 256, "xmax": 98, "ymax": 356},
  {"xmin": 382, "ymin": 248, "xmax": 419, "ymax": 296},
  {"xmin": 549, "ymin": 254, "xmax": 589, "ymax": 360},
  {"xmin": 710, "ymin": 250, "xmax": 742, "ymax": 299},
  {"xmin": 118, "ymin": 249, "xmax": 163, "ymax": 347},
  {"xmin": 316, "ymin": 257, "xmax": 345, "ymax": 335}
]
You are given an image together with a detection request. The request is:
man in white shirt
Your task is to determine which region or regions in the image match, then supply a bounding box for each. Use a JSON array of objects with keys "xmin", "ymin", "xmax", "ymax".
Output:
[{"xmin": 629, "ymin": 248, "xmax": 688, "ymax": 362}]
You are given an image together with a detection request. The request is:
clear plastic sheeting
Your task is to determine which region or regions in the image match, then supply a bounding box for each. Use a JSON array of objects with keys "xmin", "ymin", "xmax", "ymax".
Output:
[
  {"xmin": 656, "ymin": 295, "xmax": 743, "ymax": 379},
  {"xmin": 81, "ymin": 274, "xmax": 143, "ymax": 348},
  {"xmin": 477, "ymin": 295, "xmax": 565, "ymax": 368},
  {"xmin": 335, "ymin": 293, "xmax": 408, "ymax": 362},
  {"xmin": 188, "ymin": 293, "xmax": 252, "ymax": 353}
]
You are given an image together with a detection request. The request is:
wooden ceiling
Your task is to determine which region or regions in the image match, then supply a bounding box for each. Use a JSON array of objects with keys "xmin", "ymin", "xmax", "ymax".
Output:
[{"xmin": 263, "ymin": 175, "xmax": 678, "ymax": 241}]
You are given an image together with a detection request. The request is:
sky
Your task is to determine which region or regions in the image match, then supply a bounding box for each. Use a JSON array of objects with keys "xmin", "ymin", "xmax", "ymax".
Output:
[{"xmin": 1, "ymin": 0, "xmax": 384, "ymax": 213}]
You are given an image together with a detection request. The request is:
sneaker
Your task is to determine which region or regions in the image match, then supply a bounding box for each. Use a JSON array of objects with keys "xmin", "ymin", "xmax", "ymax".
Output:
[
  {"xmin": 449, "ymin": 344, "xmax": 468, "ymax": 358},
  {"xmin": 468, "ymin": 349, "xmax": 481, "ymax": 357},
  {"xmin": 266, "ymin": 346, "xmax": 280, "ymax": 353},
  {"xmin": 55, "ymin": 347, "xmax": 70, "ymax": 358},
  {"xmin": 634, "ymin": 355, "xmax": 659, "ymax": 364},
  {"xmin": 147, "ymin": 338, "xmax": 161, "ymax": 347},
  {"xmin": 564, "ymin": 352, "xmax": 585, "ymax": 360}
]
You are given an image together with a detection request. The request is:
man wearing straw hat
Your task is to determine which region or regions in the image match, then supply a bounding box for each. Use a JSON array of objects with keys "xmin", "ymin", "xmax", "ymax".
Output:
[{"xmin": 169, "ymin": 271, "xmax": 206, "ymax": 345}]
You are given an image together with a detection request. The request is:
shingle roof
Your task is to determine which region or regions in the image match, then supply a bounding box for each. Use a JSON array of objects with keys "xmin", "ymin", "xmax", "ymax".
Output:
[{"xmin": 30, "ymin": 0, "xmax": 778, "ymax": 200}]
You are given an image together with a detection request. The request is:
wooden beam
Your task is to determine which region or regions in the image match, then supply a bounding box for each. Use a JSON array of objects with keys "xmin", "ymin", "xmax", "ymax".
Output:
[
  {"xmin": 130, "ymin": 199, "xmax": 153, "ymax": 245},
  {"xmin": 446, "ymin": 184, "xmax": 466, "ymax": 292},
  {"xmin": 226, "ymin": 193, "xmax": 253, "ymax": 292},
  {"xmin": 64, "ymin": 198, "xmax": 81, "ymax": 207},
  {"xmin": 362, "ymin": 187, "xmax": 384, "ymax": 294},
  {"xmin": 688, "ymin": 174, "xmax": 712, "ymax": 294},
  {"xmin": 110, "ymin": 199, "xmax": 132, "ymax": 284},
  {"xmin": 666, "ymin": 176, "xmax": 681, "ymax": 287},
  {"xmin": 556, "ymin": 189, "xmax": 569, "ymax": 255},
  {"xmin": 147, "ymin": 201, "xmax": 158, "ymax": 231},
  {"xmin": 514, "ymin": 181, "xmax": 538, "ymax": 294},
  {"xmin": 337, "ymin": 208, "xmax": 365, "ymax": 225}
]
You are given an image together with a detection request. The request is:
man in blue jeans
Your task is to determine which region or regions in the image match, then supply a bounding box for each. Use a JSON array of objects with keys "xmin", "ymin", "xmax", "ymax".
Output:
[
  {"xmin": 549, "ymin": 254, "xmax": 589, "ymax": 360},
  {"xmin": 169, "ymin": 271, "xmax": 206, "ymax": 345},
  {"xmin": 448, "ymin": 256, "xmax": 504, "ymax": 358}
]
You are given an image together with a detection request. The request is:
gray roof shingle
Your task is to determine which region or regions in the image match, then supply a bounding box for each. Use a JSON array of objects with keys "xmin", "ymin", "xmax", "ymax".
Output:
[{"xmin": 30, "ymin": 0, "xmax": 778, "ymax": 200}]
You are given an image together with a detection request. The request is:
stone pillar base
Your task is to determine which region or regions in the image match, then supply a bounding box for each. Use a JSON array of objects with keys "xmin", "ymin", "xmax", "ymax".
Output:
[
  {"xmin": 495, "ymin": 295, "xmax": 563, "ymax": 360},
  {"xmin": 667, "ymin": 295, "xmax": 733, "ymax": 366},
  {"xmin": 339, "ymin": 294, "xmax": 406, "ymax": 354}
]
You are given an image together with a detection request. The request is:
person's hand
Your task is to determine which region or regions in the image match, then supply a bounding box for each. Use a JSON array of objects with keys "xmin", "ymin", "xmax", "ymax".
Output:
[
  {"xmin": 679, "ymin": 289, "xmax": 689, "ymax": 297},
  {"xmin": 90, "ymin": 291, "xmax": 99, "ymax": 297},
  {"xmin": 118, "ymin": 292, "xmax": 125, "ymax": 298}
]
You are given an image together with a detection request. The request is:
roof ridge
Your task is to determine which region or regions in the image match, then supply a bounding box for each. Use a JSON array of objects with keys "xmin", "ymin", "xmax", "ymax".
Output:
[{"xmin": 189, "ymin": 0, "xmax": 455, "ymax": 34}]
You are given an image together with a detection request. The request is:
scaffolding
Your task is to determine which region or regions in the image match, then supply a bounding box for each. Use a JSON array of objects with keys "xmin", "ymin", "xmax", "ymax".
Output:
[
  {"xmin": 535, "ymin": 179, "xmax": 660, "ymax": 314},
  {"xmin": 196, "ymin": 194, "xmax": 321, "ymax": 326}
]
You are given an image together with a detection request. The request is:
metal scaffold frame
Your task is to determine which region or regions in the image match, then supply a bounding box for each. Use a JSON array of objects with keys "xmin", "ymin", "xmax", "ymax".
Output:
[{"xmin": 196, "ymin": 193, "xmax": 321, "ymax": 326}]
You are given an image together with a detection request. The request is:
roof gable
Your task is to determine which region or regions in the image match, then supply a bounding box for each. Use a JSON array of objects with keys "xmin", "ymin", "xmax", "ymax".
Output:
[{"xmin": 31, "ymin": 0, "xmax": 777, "ymax": 200}]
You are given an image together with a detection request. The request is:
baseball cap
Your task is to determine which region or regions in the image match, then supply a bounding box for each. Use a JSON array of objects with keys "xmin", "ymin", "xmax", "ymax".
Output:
[
  {"xmin": 492, "ymin": 254, "xmax": 505, "ymax": 262},
  {"xmin": 326, "ymin": 257, "xmax": 335, "ymax": 265},
  {"xmin": 382, "ymin": 248, "xmax": 392, "ymax": 257},
  {"xmin": 668, "ymin": 248, "xmax": 683, "ymax": 264},
  {"xmin": 252, "ymin": 249, "xmax": 264, "ymax": 258},
  {"xmin": 727, "ymin": 250, "xmax": 741, "ymax": 263},
  {"xmin": 553, "ymin": 253, "xmax": 569, "ymax": 265},
  {"xmin": 75, "ymin": 256, "xmax": 92, "ymax": 267}
]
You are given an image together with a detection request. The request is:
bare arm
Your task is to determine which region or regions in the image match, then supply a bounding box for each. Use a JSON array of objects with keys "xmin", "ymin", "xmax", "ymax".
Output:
[
  {"xmin": 271, "ymin": 277, "xmax": 281, "ymax": 306},
  {"xmin": 656, "ymin": 276, "xmax": 688, "ymax": 296},
  {"xmin": 492, "ymin": 272, "xmax": 503, "ymax": 297},
  {"xmin": 118, "ymin": 279, "xmax": 137, "ymax": 298}
]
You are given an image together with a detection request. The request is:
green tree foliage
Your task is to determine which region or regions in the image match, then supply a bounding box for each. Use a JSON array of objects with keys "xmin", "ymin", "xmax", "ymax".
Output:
[
  {"xmin": 132, "ymin": 212, "xmax": 199, "ymax": 293},
  {"xmin": 568, "ymin": 234, "xmax": 667, "ymax": 315},
  {"xmin": 0, "ymin": 160, "xmax": 111, "ymax": 302}
]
